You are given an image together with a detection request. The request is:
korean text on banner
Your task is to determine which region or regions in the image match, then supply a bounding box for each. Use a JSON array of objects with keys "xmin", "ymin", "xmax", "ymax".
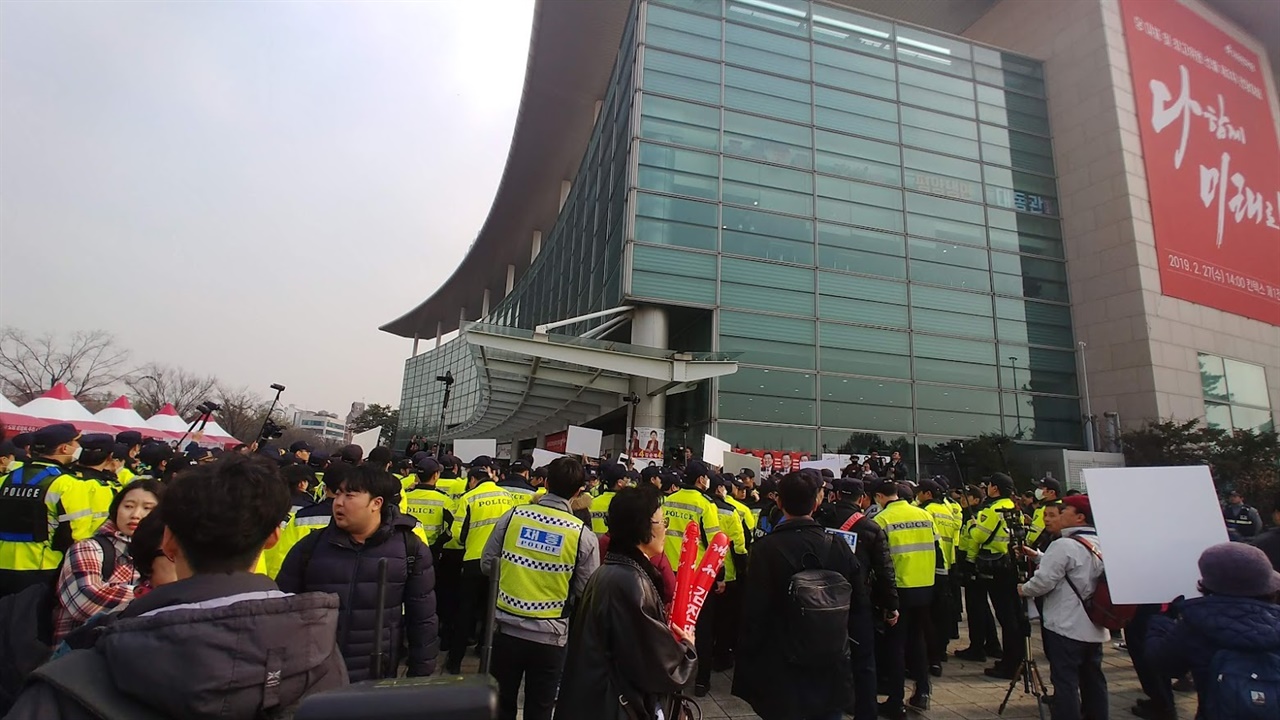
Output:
[
  {"xmin": 1084, "ymin": 465, "xmax": 1228, "ymax": 604},
  {"xmin": 565, "ymin": 425, "xmax": 603, "ymax": 458},
  {"xmin": 453, "ymin": 439, "xmax": 498, "ymax": 464},
  {"xmin": 703, "ymin": 435, "xmax": 732, "ymax": 467},
  {"xmin": 1118, "ymin": 0, "xmax": 1280, "ymax": 325}
]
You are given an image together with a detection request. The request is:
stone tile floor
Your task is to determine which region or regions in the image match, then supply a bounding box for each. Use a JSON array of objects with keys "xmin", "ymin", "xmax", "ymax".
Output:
[{"xmin": 475, "ymin": 624, "xmax": 1199, "ymax": 719}]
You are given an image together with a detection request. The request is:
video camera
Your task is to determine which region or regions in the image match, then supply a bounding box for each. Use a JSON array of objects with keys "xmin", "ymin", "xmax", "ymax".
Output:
[{"xmin": 259, "ymin": 418, "xmax": 285, "ymax": 444}]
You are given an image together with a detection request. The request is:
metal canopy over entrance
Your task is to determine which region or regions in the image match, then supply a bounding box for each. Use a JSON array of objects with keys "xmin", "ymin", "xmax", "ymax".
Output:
[{"xmin": 445, "ymin": 322, "xmax": 737, "ymax": 442}]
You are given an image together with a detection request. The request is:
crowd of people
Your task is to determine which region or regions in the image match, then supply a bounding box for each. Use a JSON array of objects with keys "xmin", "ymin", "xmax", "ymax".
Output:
[{"xmin": 0, "ymin": 422, "xmax": 1278, "ymax": 720}]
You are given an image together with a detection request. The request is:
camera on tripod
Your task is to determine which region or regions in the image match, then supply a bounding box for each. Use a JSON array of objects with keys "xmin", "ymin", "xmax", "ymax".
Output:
[
  {"xmin": 196, "ymin": 400, "xmax": 221, "ymax": 416},
  {"xmin": 259, "ymin": 418, "xmax": 285, "ymax": 444}
]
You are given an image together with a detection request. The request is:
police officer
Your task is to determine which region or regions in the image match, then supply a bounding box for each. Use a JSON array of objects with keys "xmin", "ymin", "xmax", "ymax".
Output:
[
  {"xmin": 708, "ymin": 474, "xmax": 749, "ymax": 672},
  {"xmin": 1026, "ymin": 477, "xmax": 1061, "ymax": 546},
  {"xmin": 287, "ymin": 440, "xmax": 312, "ymax": 466},
  {"xmin": 498, "ymin": 460, "xmax": 538, "ymax": 506},
  {"xmin": 67, "ymin": 434, "xmax": 127, "ymax": 538},
  {"xmin": 961, "ymin": 473, "xmax": 1024, "ymax": 680},
  {"xmin": 1223, "ymin": 489, "xmax": 1263, "ymax": 540},
  {"xmin": 873, "ymin": 480, "xmax": 937, "ymax": 718},
  {"xmin": 662, "ymin": 461, "xmax": 722, "ymax": 696},
  {"xmin": 404, "ymin": 457, "xmax": 454, "ymax": 548},
  {"xmin": 481, "ymin": 457, "xmax": 600, "ymax": 720},
  {"xmin": 916, "ymin": 478, "xmax": 959, "ymax": 677},
  {"xmin": 588, "ymin": 463, "xmax": 628, "ymax": 534},
  {"xmin": 444, "ymin": 456, "xmax": 514, "ymax": 674},
  {"xmin": 0, "ymin": 423, "xmax": 87, "ymax": 597},
  {"xmin": 113, "ymin": 431, "xmax": 144, "ymax": 485}
]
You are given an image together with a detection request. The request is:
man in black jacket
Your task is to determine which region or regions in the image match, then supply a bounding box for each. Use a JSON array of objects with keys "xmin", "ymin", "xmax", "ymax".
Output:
[
  {"xmin": 277, "ymin": 465, "xmax": 439, "ymax": 681},
  {"xmin": 819, "ymin": 478, "xmax": 898, "ymax": 720},
  {"xmin": 7, "ymin": 453, "xmax": 348, "ymax": 720},
  {"xmin": 732, "ymin": 471, "xmax": 865, "ymax": 720}
]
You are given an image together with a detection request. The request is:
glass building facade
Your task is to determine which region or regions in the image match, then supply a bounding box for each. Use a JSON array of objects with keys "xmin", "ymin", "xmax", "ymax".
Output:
[{"xmin": 398, "ymin": 0, "xmax": 1084, "ymax": 475}]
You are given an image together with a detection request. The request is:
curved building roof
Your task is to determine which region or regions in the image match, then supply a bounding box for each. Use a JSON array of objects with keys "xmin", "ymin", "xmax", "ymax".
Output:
[{"xmin": 380, "ymin": 0, "xmax": 632, "ymax": 339}]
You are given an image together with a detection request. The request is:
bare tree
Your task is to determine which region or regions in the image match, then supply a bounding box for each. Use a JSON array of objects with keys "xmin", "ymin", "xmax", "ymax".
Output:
[
  {"xmin": 213, "ymin": 384, "xmax": 273, "ymax": 442},
  {"xmin": 0, "ymin": 328, "xmax": 131, "ymax": 404},
  {"xmin": 125, "ymin": 363, "xmax": 219, "ymax": 418}
]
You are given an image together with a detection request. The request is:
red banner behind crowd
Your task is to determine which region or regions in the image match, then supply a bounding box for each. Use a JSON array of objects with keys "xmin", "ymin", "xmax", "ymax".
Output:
[
  {"xmin": 738, "ymin": 449, "xmax": 812, "ymax": 476},
  {"xmin": 1118, "ymin": 0, "xmax": 1280, "ymax": 325}
]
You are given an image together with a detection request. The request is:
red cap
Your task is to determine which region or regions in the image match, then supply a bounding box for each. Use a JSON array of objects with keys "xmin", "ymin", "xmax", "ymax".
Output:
[{"xmin": 1061, "ymin": 495, "xmax": 1093, "ymax": 524}]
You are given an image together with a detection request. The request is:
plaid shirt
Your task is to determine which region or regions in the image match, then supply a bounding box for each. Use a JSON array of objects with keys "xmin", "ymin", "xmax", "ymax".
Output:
[{"xmin": 52, "ymin": 522, "xmax": 138, "ymax": 644}]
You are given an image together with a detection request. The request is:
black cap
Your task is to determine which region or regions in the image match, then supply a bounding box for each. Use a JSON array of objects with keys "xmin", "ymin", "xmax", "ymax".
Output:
[
  {"xmin": 32, "ymin": 423, "xmax": 79, "ymax": 451},
  {"xmin": 990, "ymin": 473, "xmax": 1016, "ymax": 495},
  {"xmin": 337, "ymin": 444, "xmax": 363, "ymax": 464},
  {"xmin": 759, "ymin": 478, "xmax": 779, "ymax": 496},
  {"xmin": 684, "ymin": 461, "xmax": 710, "ymax": 483},
  {"xmin": 660, "ymin": 471, "xmax": 681, "ymax": 492},
  {"xmin": 308, "ymin": 451, "xmax": 330, "ymax": 468},
  {"xmin": 708, "ymin": 474, "xmax": 729, "ymax": 491},
  {"xmin": 367, "ymin": 446, "xmax": 393, "ymax": 465},
  {"xmin": 726, "ymin": 473, "xmax": 745, "ymax": 489},
  {"xmin": 511, "ymin": 460, "xmax": 530, "ymax": 474},
  {"xmin": 79, "ymin": 433, "xmax": 116, "ymax": 453},
  {"xmin": 1037, "ymin": 478, "xmax": 1063, "ymax": 495},
  {"xmin": 917, "ymin": 479, "xmax": 944, "ymax": 496},
  {"xmin": 115, "ymin": 430, "xmax": 143, "ymax": 447},
  {"xmin": 640, "ymin": 465, "xmax": 662, "ymax": 482},
  {"xmin": 138, "ymin": 443, "xmax": 174, "ymax": 467},
  {"xmin": 872, "ymin": 479, "xmax": 900, "ymax": 497},
  {"xmin": 416, "ymin": 456, "xmax": 442, "ymax": 475},
  {"xmin": 469, "ymin": 455, "xmax": 495, "ymax": 469},
  {"xmin": 836, "ymin": 477, "xmax": 863, "ymax": 496},
  {"xmin": 737, "ymin": 468, "xmax": 756, "ymax": 480},
  {"xmin": 289, "ymin": 441, "xmax": 313, "ymax": 453},
  {"xmin": 0, "ymin": 440, "xmax": 18, "ymax": 457},
  {"xmin": 601, "ymin": 462, "xmax": 627, "ymax": 485},
  {"xmin": 931, "ymin": 475, "xmax": 951, "ymax": 490},
  {"xmin": 12, "ymin": 433, "xmax": 33, "ymax": 449}
]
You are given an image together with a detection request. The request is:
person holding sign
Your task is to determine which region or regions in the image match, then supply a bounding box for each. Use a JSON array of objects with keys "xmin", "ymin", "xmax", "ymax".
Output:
[
  {"xmin": 661, "ymin": 461, "xmax": 722, "ymax": 697},
  {"xmin": 481, "ymin": 457, "xmax": 600, "ymax": 720}
]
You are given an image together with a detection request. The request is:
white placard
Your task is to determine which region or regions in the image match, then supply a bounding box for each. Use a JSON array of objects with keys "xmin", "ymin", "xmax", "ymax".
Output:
[
  {"xmin": 453, "ymin": 438, "xmax": 498, "ymax": 464},
  {"xmin": 1084, "ymin": 465, "xmax": 1227, "ymax": 604},
  {"xmin": 565, "ymin": 425, "xmax": 603, "ymax": 458},
  {"xmin": 703, "ymin": 434, "xmax": 732, "ymax": 467},
  {"xmin": 532, "ymin": 448, "xmax": 564, "ymax": 469},
  {"xmin": 350, "ymin": 427, "xmax": 381, "ymax": 456},
  {"xmin": 721, "ymin": 451, "xmax": 760, "ymax": 477},
  {"xmin": 800, "ymin": 458, "xmax": 845, "ymax": 474}
]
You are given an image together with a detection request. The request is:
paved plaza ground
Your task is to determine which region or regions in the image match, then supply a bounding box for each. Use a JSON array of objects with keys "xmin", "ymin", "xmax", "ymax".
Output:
[{"xmin": 491, "ymin": 621, "xmax": 1198, "ymax": 719}]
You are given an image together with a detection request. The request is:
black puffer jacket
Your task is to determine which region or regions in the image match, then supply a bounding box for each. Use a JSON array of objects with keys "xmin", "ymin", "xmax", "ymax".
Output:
[{"xmin": 277, "ymin": 509, "xmax": 439, "ymax": 681}]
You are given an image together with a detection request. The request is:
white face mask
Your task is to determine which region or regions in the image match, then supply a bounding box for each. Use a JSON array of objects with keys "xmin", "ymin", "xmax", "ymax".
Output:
[
  {"xmin": 70, "ymin": 446, "xmax": 83, "ymax": 462},
  {"xmin": 1034, "ymin": 488, "xmax": 1045, "ymax": 501}
]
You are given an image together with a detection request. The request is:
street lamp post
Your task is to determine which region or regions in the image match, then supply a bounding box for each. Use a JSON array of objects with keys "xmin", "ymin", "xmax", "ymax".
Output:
[
  {"xmin": 1077, "ymin": 341, "xmax": 1096, "ymax": 452},
  {"xmin": 1009, "ymin": 356, "xmax": 1022, "ymax": 437},
  {"xmin": 434, "ymin": 371, "xmax": 455, "ymax": 460},
  {"xmin": 623, "ymin": 392, "xmax": 641, "ymax": 465}
]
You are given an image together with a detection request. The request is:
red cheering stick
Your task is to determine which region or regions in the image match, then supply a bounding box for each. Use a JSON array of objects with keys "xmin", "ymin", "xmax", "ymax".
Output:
[
  {"xmin": 669, "ymin": 522, "xmax": 700, "ymax": 632},
  {"xmin": 678, "ymin": 532, "xmax": 730, "ymax": 636}
]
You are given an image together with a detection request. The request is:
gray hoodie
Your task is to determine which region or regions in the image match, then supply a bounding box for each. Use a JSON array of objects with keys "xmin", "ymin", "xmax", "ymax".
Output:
[{"xmin": 7, "ymin": 572, "xmax": 348, "ymax": 720}]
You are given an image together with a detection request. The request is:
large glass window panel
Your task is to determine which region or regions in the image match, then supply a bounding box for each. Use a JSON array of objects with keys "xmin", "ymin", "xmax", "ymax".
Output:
[
  {"xmin": 636, "ymin": 192, "xmax": 718, "ymax": 227},
  {"xmin": 813, "ymin": 45, "xmax": 897, "ymax": 100},
  {"xmin": 906, "ymin": 192, "xmax": 985, "ymax": 226},
  {"xmin": 1002, "ymin": 345, "xmax": 1078, "ymax": 396},
  {"xmin": 810, "ymin": 5, "xmax": 893, "ymax": 56},
  {"xmin": 901, "ymin": 84, "xmax": 976, "ymax": 119},
  {"xmin": 723, "ymin": 157, "xmax": 814, "ymax": 215},
  {"xmin": 1199, "ymin": 353, "xmax": 1229, "ymax": 402},
  {"xmin": 899, "ymin": 65, "xmax": 973, "ymax": 98},
  {"xmin": 917, "ymin": 384, "xmax": 999, "ymax": 414},
  {"xmin": 1205, "ymin": 401, "xmax": 1234, "ymax": 430},
  {"xmin": 894, "ymin": 25, "xmax": 972, "ymax": 77},
  {"xmin": 721, "ymin": 258, "xmax": 815, "ymax": 315},
  {"xmin": 995, "ymin": 298, "xmax": 1074, "ymax": 347},
  {"xmin": 981, "ymin": 125, "xmax": 1056, "ymax": 174},
  {"xmin": 640, "ymin": 94, "xmax": 721, "ymax": 151},
  {"xmin": 814, "ymin": 87, "xmax": 899, "ymax": 143},
  {"xmin": 817, "ymin": 223, "xmax": 906, "ymax": 279},
  {"xmin": 913, "ymin": 307, "xmax": 995, "ymax": 339},
  {"xmin": 909, "ymin": 238, "xmax": 988, "ymax": 270},
  {"xmin": 818, "ymin": 272, "xmax": 908, "ymax": 328},
  {"xmin": 902, "ymin": 127, "xmax": 980, "ymax": 160},
  {"xmin": 907, "ymin": 215, "xmax": 988, "ymax": 248},
  {"xmin": 725, "ymin": 0, "xmax": 808, "ymax": 35},
  {"xmin": 905, "ymin": 148, "xmax": 981, "ymax": 183},
  {"xmin": 975, "ymin": 63, "xmax": 1046, "ymax": 98},
  {"xmin": 651, "ymin": 0, "xmax": 723, "ymax": 16},
  {"xmin": 901, "ymin": 106, "xmax": 979, "ymax": 140},
  {"xmin": 631, "ymin": 244, "xmax": 717, "ymax": 304},
  {"xmin": 991, "ymin": 252, "xmax": 1069, "ymax": 302},
  {"xmin": 818, "ymin": 175, "xmax": 903, "ymax": 209},
  {"xmin": 723, "ymin": 111, "xmax": 813, "ymax": 169},
  {"xmin": 823, "ymin": 400, "xmax": 913, "ymax": 433},
  {"xmin": 916, "ymin": 410, "xmax": 1001, "ymax": 437},
  {"xmin": 915, "ymin": 333, "xmax": 995, "ymax": 364},
  {"xmin": 643, "ymin": 49, "xmax": 720, "ymax": 104},
  {"xmin": 721, "ymin": 311, "xmax": 816, "ymax": 369},
  {"xmin": 822, "ymin": 374, "xmax": 911, "ymax": 406},
  {"xmin": 1002, "ymin": 394, "xmax": 1081, "ymax": 443},
  {"xmin": 1231, "ymin": 406, "xmax": 1275, "ymax": 433},
  {"xmin": 724, "ymin": 66, "xmax": 812, "ymax": 123},
  {"xmin": 819, "ymin": 322, "xmax": 910, "ymax": 379},
  {"xmin": 637, "ymin": 143, "xmax": 719, "ymax": 200},
  {"xmin": 987, "ymin": 210, "xmax": 1064, "ymax": 258},
  {"xmin": 816, "ymin": 131, "xmax": 902, "ymax": 186},
  {"xmin": 721, "ymin": 392, "xmax": 816, "ymax": 424},
  {"xmin": 646, "ymin": 4, "xmax": 723, "ymax": 59},
  {"xmin": 717, "ymin": 422, "xmax": 816, "ymax": 453},
  {"xmin": 818, "ymin": 197, "xmax": 904, "ymax": 234},
  {"xmin": 721, "ymin": 366, "xmax": 816, "ymax": 398},
  {"xmin": 722, "ymin": 206, "xmax": 814, "ymax": 264},
  {"xmin": 725, "ymin": 22, "xmax": 811, "ymax": 78},
  {"xmin": 1223, "ymin": 359, "xmax": 1270, "ymax": 408},
  {"xmin": 984, "ymin": 165, "xmax": 1059, "ymax": 217}
]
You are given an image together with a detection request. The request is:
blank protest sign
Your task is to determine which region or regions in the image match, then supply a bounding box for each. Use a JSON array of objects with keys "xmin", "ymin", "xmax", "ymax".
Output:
[
  {"xmin": 1084, "ymin": 465, "xmax": 1227, "ymax": 604},
  {"xmin": 722, "ymin": 451, "xmax": 760, "ymax": 477},
  {"xmin": 531, "ymin": 448, "xmax": 564, "ymax": 469},
  {"xmin": 453, "ymin": 439, "xmax": 497, "ymax": 463},
  {"xmin": 565, "ymin": 426, "xmax": 603, "ymax": 458},
  {"xmin": 703, "ymin": 435, "xmax": 732, "ymax": 467}
]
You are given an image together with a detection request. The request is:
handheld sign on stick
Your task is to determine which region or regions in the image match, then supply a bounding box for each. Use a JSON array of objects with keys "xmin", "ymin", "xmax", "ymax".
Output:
[
  {"xmin": 678, "ymin": 532, "xmax": 730, "ymax": 635},
  {"xmin": 670, "ymin": 522, "xmax": 700, "ymax": 633}
]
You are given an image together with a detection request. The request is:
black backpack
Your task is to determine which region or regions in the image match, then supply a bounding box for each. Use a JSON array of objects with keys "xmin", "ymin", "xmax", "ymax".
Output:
[{"xmin": 780, "ymin": 534, "xmax": 854, "ymax": 666}]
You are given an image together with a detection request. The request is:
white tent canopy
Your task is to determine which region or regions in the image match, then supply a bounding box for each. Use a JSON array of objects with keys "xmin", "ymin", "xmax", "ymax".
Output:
[
  {"xmin": 19, "ymin": 383, "xmax": 96, "ymax": 422},
  {"xmin": 146, "ymin": 404, "xmax": 192, "ymax": 434},
  {"xmin": 94, "ymin": 395, "xmax": 152, "ymax": 430}
]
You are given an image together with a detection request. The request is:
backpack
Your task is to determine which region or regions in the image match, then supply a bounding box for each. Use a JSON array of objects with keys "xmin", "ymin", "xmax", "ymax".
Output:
[
  {"xmin": 780, "ymin": 534, "xmax": 854, "ymax": 666},
  {"xmin": 1062, "ymin": 536, "xmax": 1137, "ymax": 631},
  {"xmin": 1201, "ymin": 647, "xmax": 1280, "ymax": 720}
]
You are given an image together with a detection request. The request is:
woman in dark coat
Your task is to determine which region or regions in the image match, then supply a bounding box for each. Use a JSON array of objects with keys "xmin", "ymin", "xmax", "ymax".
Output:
[{"xmin": 554, "ymin": 486, "xmax": 696, "ymax": 720}]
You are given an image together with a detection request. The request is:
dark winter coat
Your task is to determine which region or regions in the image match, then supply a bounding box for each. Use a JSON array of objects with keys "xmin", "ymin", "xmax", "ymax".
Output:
[
  {"xmin": 1147, "ymin": 594, "xmax": 1280, "ymax": 712},
  {"xmin": 1251, "ymin": 527, "xmax": 1280, "ymax": 571},
  {"xmin": 553, "ymin": 552, "xmax": 697, "ymax": 720},
  {"xmin": 819, "ymin": 498, "xmax": 899, "ymax": 613},
  {"xmin": 732, "ymin": 517, "xmax": 860, "ymax": 720},
  {"xmin": 5, "ymin": 572, "xmax": 348, "ymax": 720},
  {"xmin": 276, "ymin": 509, "xmax": 439, "ymax": 681}
]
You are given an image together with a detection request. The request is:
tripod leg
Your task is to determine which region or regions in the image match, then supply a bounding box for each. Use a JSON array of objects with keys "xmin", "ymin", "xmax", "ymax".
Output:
[{"xmin": 997, "ymin": 661, "xmax": 1025, "ymax": 715}]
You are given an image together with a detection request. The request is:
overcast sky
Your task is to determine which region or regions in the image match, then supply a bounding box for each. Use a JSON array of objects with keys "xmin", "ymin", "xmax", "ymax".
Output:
[{"xmin": 0, "ymin": 0, "xmax": 534, "ymax": 414}]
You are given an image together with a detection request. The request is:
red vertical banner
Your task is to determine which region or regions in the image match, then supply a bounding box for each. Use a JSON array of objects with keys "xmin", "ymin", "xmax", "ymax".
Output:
[{"xmin": 1118, "ymin": 0, "xmax": 1280, "ymax": 325}]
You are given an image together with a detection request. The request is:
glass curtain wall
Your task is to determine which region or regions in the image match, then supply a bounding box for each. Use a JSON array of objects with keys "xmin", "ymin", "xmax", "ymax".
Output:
[{"xmin": 628, "ymin": 0, "xmax": 1081, "ymax": 471}]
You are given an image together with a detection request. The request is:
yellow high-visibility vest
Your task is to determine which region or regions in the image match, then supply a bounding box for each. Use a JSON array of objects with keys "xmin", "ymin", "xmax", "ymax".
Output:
[
  {"xmin": 662, "ymin": 488, "xmax": 720, "ymax": 570},
  {"xmin": 496, "ymin": 504, "xmax": 584, "ymax": 619},
  {"xmin": 454, "ymin": 481, "xmax": 514, "ymax": 561},
  {"xmin": 589, "ymin": 491, "xmax": 615, "ymax": 534},
  {"xmin": 874, "ymin": 499, "xmax": 938, "ymax": 589},
  {"xmin": 966, "ymin": 497, "xmax": 1016, "ymax": 561},
  {"xmin": 405, "ymin": 486, "xmax": 451, "ymax": 545}
]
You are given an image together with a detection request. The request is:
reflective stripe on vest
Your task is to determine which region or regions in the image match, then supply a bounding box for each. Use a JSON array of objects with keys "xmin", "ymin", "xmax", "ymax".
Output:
[
  {"xmin": 497, "ymin": 504, "xmax": 584, "ymax": 619},
  {"xmin": 874, "ymin": 500, "xmax": 937, "ymax": 589},
  {"xmin": 462, "ymin": 483, "xmax": 514, "ymax": 561},
  {"xmin": 406, "ymin": 488, "xmax": 449, "ymax": 544},
  {"xmin": 589, "ymin": 491, "xmax": 615, "ymax": 534}
]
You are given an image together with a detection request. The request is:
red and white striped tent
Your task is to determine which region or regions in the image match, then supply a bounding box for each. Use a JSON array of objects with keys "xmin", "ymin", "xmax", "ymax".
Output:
[
  {"xmin": 194, "ymin": 417, "xmax": 240, "ymax": 447},
  {"xmin": 94, "ymin": 396, "xmax": 180, "ymax": 443},
  {"xmin": 18, "ymin": 383, "xmax": 127, "ymax": 435},
  {"xmin": 145, "ymin": 403, "xmax": 192, "ymax": 435},
  {"xmin": 0, "ymin": 393, "xmax": 49, "ymax": 435}
]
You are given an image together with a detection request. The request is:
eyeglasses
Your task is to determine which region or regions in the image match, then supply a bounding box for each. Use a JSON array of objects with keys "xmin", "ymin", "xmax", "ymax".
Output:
[{"xmin": 652, "ymin": 517, "xmax": 670, "ymax": 528}]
